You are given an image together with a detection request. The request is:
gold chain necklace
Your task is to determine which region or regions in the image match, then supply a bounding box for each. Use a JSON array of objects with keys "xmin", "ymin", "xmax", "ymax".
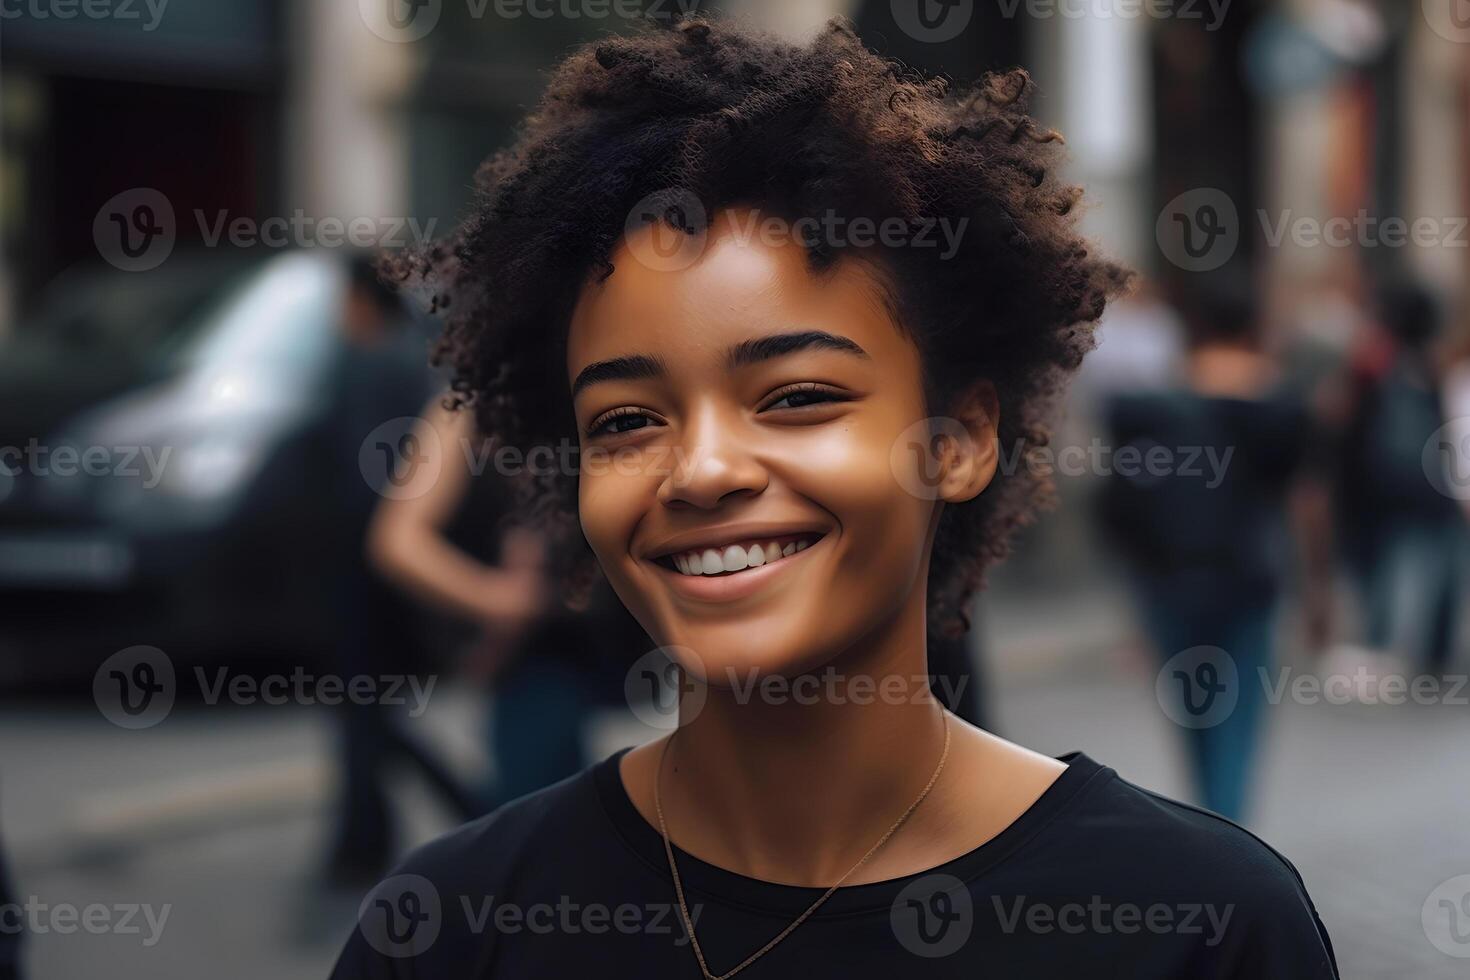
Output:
[{"xmin": 654, "ymin": 710, "xmax": 952, "ymax": 980}]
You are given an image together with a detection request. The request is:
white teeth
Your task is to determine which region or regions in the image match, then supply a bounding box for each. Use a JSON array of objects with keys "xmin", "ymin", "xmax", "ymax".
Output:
[
  {"xmin": 722, "ymin": 545, "xmax": 749, "ymax": 572},
  {"xmin": 666, "ymin": 536, "xmax": 818, "ymax": 576}
]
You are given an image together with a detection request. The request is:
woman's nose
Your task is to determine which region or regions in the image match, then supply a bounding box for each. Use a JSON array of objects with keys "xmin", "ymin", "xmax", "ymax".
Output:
[{"xmin": 656, "ymin": 407, "xmax": 768, "ymax": 510}]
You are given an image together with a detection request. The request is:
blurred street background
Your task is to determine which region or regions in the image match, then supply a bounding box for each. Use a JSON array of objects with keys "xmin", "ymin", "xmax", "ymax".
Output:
[{"xmin": 4, "ymin": 1, "xmax": 1470, "ymax": 978}]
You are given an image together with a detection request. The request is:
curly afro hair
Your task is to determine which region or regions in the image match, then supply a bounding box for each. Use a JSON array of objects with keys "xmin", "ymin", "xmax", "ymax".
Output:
[{"xmin": 388, "ymin": 15, "xmax": 1130, "ymax": 638}]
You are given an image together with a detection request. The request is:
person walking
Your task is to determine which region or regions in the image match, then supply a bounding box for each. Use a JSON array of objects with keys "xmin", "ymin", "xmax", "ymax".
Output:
[{"xmin": 1100, "ymin": 276, "xmax": 1317, "ymax": 822}]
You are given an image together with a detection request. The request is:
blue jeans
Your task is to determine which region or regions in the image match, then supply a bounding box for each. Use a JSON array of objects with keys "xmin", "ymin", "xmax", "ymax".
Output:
[
  {"xmin": 1137, "ymin": 580, "xmax": 1275, "ymax": 823},
  {"xmin": 1361, "ymin": 520, "xmax": 1464, "ymax": 670}
]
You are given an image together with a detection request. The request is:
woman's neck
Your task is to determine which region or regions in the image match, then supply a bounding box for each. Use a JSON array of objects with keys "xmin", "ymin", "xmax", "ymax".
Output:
[{"xmin": 655, "ymin": 598, "xmax": 951, "ymax": 886}]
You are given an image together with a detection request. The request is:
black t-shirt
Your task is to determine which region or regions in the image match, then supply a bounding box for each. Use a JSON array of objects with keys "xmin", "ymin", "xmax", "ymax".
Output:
[{"xmin": 330, "ymin": 750, "xmax": 1339, "ymax": 978}]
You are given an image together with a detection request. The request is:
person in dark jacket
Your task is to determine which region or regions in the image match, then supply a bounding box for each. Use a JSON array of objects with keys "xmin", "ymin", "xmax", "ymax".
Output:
[{"xmin": 1101, "ymin": 274, "xmax": 1315, "ymax": 821}]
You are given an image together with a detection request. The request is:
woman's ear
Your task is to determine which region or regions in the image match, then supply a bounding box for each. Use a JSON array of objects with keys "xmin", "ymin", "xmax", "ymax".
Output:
[{"xmin": 935, "ymin": 381, "xmax": 1000, "ymax": 504}]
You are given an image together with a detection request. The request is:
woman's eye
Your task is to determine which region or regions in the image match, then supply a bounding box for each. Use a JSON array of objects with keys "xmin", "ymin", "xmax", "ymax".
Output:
[
  {"xmin": 589, "ymin": 411, "xmax": 656, "ymax": 437},
  {"xmin": 763, "ymin": 386, "xmax": 846, "ymax": 411}
]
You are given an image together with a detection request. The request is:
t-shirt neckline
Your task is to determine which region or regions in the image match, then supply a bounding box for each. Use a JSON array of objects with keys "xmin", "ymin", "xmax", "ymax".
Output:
[{"xmin": 592, "ymin": 745, "xmax": 1110, "ymax": 917}]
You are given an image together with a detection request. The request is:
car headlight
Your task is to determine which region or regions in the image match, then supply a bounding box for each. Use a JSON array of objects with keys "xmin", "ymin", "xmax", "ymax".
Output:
[{"xmin": 162, "ymin": 436, "xmax": 262, "ymax": 501}]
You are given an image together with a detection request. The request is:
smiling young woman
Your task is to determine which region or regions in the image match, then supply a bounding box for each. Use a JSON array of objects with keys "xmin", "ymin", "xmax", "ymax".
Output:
[{"xmin": 331, "ymin": 17, "xmax": 1338, "ymax": 979}]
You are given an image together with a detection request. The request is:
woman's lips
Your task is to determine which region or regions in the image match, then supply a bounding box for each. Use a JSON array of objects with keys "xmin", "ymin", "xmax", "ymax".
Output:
[{"xmin": 649, "ymin": 533, "xmax": 825, "ymax": 603}]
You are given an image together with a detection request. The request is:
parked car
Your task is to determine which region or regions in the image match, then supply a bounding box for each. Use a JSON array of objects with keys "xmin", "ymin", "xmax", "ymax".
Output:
[{"xmin": 0, "ymin": 249, "xmax": 362, "ymax": 688}]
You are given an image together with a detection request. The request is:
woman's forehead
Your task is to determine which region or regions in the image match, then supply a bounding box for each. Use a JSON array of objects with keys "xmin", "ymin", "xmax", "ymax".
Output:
[{"xmin": 567, "ymin": 211, "xmax": 905, "ymax": 375}]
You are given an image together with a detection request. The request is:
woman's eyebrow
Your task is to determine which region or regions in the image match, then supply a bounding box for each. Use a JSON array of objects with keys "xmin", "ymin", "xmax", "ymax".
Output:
[
  {"xmin": 571, "ymin": 331, "xmax": 867, "ymax": 397},
  {"xmin": 726, "ymin": 330, "xmax": 870, "ymax": 368},
  {"xmin": 571, "ymin": 353, "xmax": 666, "ymax": 398}
]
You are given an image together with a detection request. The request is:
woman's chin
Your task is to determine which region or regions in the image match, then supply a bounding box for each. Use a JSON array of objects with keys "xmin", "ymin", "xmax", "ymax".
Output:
[{"xmin": 671, "ymin": 634, "xmax": 846, "ymax": 694}]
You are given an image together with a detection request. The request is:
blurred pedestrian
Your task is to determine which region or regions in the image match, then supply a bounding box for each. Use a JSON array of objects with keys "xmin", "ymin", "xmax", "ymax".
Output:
[
  {"xmin": 369, "ymin": 399, "xmax": 645, "ymax": 810},
  {"xmin": 317, "ymin": 254, "xmax": 481, "ymax": 885},
  {"xmin": 1444, "ymin": 334, "xmax": 1470, "ymax": 526},
  {"xmin": 1335, "ymin": 282, "xmax": 1467, "ymax": 673},
  {"xmin": 1099, "ymin": 274, "xmax": 1317, "ymax": 821}
]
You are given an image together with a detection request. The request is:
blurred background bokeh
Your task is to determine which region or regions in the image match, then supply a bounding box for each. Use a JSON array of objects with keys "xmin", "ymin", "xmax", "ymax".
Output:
[{"xmin": 3, "ymin": 1, "xmax": 1470, "ymax": 977}]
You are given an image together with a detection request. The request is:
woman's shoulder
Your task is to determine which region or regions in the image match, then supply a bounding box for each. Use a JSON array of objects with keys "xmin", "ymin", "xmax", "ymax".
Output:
[
  {"xmin": 400, "ymin": 758, "xmax": 607, "ymax": 889},
  {"xmin": 330, "ymin": 759, "xmax": 614, "ymax": 976},
  {"xmin": 1030, "ymin": 756, "xmax": 1338, "ymax": 975},
  {"xmin": 1057, "ymin": 758, "xmax": 1314, "ymax": 893},
  {"xmin": 985, "ymin": 753, "xmax": 1342, "ymax": 974}
]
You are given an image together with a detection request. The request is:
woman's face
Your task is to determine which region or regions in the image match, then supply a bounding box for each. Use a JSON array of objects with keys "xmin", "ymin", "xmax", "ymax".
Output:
[{"xmin": 567, "ymin": 208, "xmax": 964, "ymax": 686}]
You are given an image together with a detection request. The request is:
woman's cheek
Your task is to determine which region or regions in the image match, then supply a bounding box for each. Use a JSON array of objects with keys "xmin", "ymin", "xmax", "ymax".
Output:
[
  {"xmin": 784, "ymin": 421, "xmax": 906, "ymax": 526},
  {"xmin": 789, "ymin": 423, "xmax": 934, "ymax": 592},
  {"xmin": 577, "ymin": 469, "xmax": 637, "ymax": 572}
]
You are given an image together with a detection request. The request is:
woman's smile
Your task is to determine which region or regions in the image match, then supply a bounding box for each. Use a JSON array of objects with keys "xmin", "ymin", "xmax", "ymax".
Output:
[{"xmin": 646, "ymin": 528, "xmax": 830, "ymax": 603}]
